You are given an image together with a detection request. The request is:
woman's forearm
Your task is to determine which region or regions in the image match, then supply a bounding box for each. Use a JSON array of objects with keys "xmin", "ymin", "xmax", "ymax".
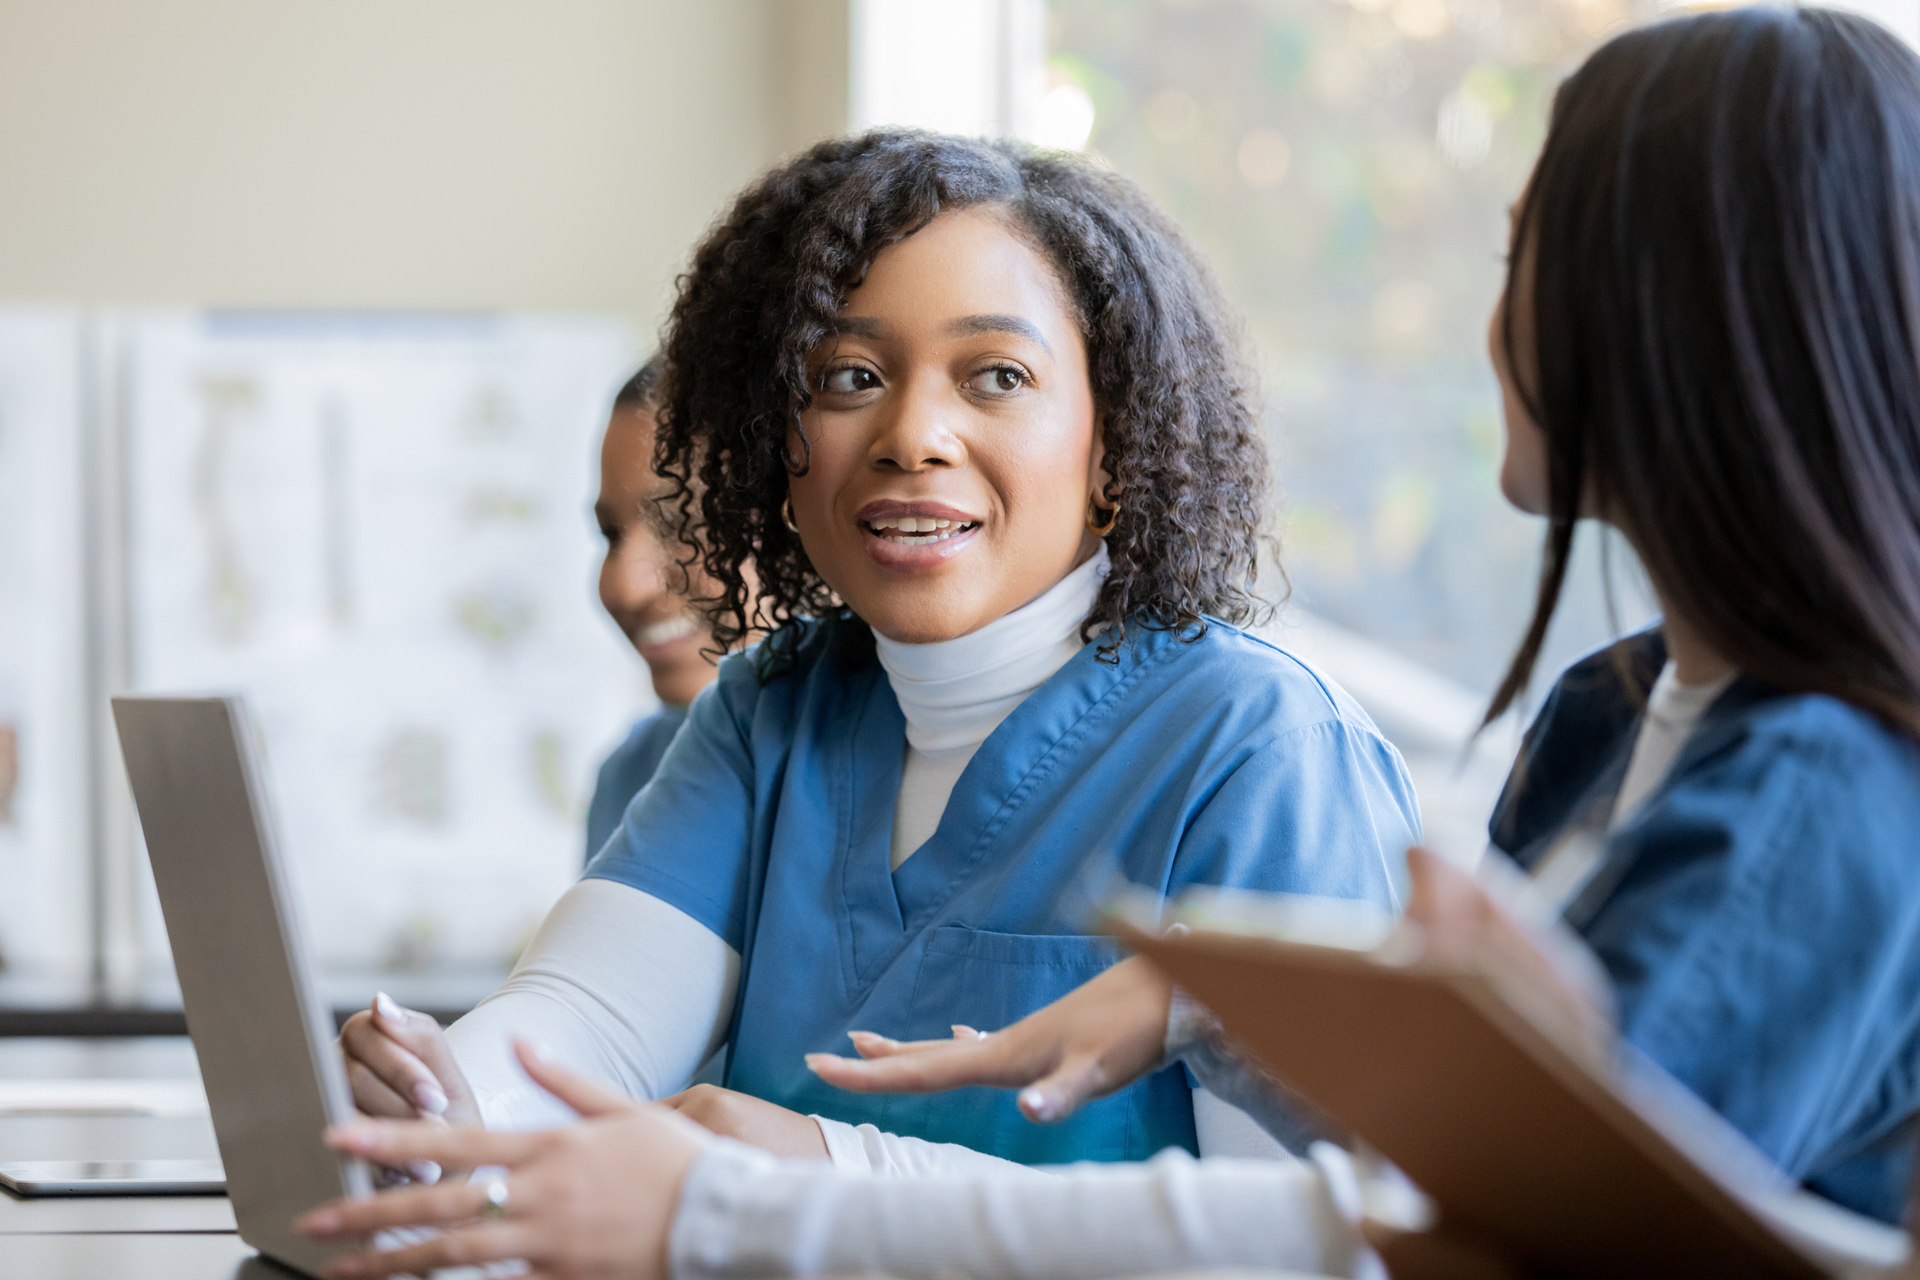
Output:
[
  {"xmin": 671, "ymin": 1140, "xmax": 1369, "ymax": 1280},
  {"xmin": 446, "ymin": 878, "xmax": 740, "ymax": 1127}
]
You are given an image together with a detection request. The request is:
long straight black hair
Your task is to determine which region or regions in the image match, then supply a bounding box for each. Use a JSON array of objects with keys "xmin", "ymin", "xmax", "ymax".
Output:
[{"xmin": 1487, "ymin": 6, "xmax": 1920, "ymax": 734}]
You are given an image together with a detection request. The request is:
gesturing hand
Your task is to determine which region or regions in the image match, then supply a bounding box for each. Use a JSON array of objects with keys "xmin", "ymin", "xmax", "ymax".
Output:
[
  {"xmin": 297, "ymin": 1041, "xmax": 711, "ymax": 1280},
  {"xmin": 805, "ymin": 953, "xmax": 1175, "ymax": 1124}
]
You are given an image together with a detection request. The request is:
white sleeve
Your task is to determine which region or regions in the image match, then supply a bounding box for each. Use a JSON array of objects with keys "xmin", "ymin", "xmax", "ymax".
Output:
[
  {"xmin": 812, "ymin": 1087, "xmax": 1291, "ymax": 1176},
  {"xmin": 671, "ymin": 1139, "xmax": 1376, "ymax": 1280},
  {"xmin": 810, "ymin": 1115, "xmax": 1055, "ymax": 1177},
  {"xmin": 444, "ymin": 878, "xmax": 739, "ymax": 1130}
]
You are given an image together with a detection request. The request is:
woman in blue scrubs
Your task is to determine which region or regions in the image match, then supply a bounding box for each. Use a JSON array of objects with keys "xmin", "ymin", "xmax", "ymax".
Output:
[{"xmin": 338, "ymin": 131, "xmax": 1420, "ymax": 1169}]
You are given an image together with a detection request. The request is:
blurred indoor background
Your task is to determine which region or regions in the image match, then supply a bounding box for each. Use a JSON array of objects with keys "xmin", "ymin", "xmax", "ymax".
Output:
[{"xmin": 1, "ymin": 0, "xmax": 1910, "ymax": 1025}]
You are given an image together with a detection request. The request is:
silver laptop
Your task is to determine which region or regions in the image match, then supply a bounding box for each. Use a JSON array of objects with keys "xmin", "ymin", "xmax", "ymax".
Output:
[{"xmin": 113, "ymin": 695, "xmax": 373, "ymax": 1277}]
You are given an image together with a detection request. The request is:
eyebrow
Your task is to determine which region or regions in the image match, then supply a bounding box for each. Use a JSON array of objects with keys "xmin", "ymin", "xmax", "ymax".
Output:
[
  {"xmin": 831, "ymin": 313, "xmax": 1051, "ymax": 354},
  {"xmin": 951, "ymin": 314, "xmax": 1050, "ymax": 353}
]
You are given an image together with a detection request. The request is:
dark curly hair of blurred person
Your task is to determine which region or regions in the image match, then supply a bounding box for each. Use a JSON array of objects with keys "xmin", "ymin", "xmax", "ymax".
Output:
[{"xmin": 654, "ymin": 128, "xmax": 1271, "ymax": 663}]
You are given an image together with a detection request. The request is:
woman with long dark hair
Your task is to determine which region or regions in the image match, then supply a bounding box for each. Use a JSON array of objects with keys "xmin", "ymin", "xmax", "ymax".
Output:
[{"xmin": 299, "ymin": 8, "xmax": 1920, "ymax": 1278}]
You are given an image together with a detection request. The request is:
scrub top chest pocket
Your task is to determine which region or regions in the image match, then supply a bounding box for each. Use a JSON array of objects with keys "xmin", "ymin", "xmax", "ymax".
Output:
[{"xmin": 890, "ymin": 925, "xmax": 1198, "ymax": 1164}]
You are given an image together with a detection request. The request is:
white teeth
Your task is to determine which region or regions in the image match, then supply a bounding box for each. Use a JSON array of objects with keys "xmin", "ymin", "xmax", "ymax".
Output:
[
  {"xmin": 636, "ymin": 614, "xmax": 699, "ymax": 648},
  {"xmin": 864, "ymin": 515, "xmax": 978, "ymax": 545},
  {"xmin": 868, "ymin": 516, "xmax": 961, "ymax": 533}
]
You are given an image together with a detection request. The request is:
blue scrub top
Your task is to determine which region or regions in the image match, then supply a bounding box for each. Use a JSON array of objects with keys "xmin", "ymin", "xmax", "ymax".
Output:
[
  {"xmin": 584, "ymin": 704, "xmax": 688, "ymax": 864},
  {"xmin": 1491, "ymin": 629, "xmax": 1920, "ymax": 1222},
  {"xmin": 588, "ymin": 613, "xmax": 1420, "ymax": 1165}
]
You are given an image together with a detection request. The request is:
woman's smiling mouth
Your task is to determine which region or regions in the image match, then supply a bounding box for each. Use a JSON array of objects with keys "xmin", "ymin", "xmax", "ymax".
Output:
[
  {"xmin": 864, "ymin": 515, "xmax": 980, "ymax": 546},
  {"xmin": 853, "ymin": 501, "xmax": 985, "ymax": 567}
]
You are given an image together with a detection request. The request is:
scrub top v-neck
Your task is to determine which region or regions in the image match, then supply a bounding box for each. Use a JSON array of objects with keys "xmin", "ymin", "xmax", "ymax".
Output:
[{"xmin": 587, "ymin": 614, "xmax": 1420, "ymax": 1165}]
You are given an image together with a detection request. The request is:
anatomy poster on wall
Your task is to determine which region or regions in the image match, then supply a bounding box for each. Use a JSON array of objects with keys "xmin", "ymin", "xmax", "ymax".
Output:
[
  {"xmin": 119, "ymin": 311, "xmax": 647, "ymax": 972},
  {"xmin": 0, "ymin": 309, "xmax": 90, "ymax": 980}
]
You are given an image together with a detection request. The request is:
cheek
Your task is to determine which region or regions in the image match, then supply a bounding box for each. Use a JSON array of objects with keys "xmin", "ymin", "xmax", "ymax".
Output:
[{"xmin": 1497, "ymin": 407, "xmax": 1550, "ymax": 516}]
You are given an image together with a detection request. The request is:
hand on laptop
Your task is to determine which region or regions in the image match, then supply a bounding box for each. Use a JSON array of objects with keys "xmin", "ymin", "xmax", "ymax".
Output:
[
  {"xmin": 338, "ymin": 992, "xmax": 482, "ymax": 1129},
  {"xmin": 804, "ymin": 953, "xmax": 1175, "ymax": 1125},
  {"xmin": 297, "ymin": 1040, "xmax": 710, "ymax": 1280}
]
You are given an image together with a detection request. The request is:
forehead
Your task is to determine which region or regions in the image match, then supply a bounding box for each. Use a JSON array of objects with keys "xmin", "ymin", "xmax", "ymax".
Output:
[{"xmin": 839, "ymin": 206, "xmax": 1077, "ymax": 335}]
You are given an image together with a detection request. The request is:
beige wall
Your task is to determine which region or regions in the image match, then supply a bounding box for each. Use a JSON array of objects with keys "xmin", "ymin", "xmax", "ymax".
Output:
[{"xmin": 0, "ymin": 0, "xmax": 849, "ymax": 330}]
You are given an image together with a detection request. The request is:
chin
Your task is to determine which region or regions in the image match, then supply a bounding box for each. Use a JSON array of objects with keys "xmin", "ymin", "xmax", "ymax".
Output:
[
  {"xmin": 859, "ymin": 604, "xmax": 978, "ymax": 645},
  {"xmin": 1498, "ymin": 462, "xmax": 1550, "ymax": 517}
]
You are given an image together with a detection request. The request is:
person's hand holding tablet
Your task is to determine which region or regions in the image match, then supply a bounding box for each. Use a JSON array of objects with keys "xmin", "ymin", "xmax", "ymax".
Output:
[{"xmin": 298, "ymin": 1041, "xmax": 711, "ymax": 1279}]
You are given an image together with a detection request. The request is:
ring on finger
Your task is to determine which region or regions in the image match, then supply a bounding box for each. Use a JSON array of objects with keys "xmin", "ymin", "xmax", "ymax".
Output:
[{"xmin": 479, "ymin": 1178, "xmax": 510, "ymax": 1220}]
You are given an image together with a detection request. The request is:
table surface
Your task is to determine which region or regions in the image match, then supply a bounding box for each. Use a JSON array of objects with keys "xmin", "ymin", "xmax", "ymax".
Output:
[
  {"xmin": 0, "ymin": 1231, "xmax": 270, "ymax": 1279},
  {"xmin": 0, "ymin": 1037, "xmax": 261, "ymax": 1274}
]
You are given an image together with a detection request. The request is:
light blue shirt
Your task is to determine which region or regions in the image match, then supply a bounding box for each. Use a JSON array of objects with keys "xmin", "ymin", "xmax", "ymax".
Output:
[{"xmin": 588, "ymin": 614, "xmax": 1420, "ymax": 1164}]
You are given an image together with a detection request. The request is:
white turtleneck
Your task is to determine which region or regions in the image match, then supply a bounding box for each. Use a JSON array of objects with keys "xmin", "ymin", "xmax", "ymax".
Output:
[{"xmin": 876, "ymin": 545, "xmax": 1108, "ymax": 869}]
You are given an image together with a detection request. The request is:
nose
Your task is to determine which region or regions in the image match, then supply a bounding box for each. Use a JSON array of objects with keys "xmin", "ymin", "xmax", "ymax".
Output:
[
  {"xmin": 602, "ymin": 532, "xmax": 671, "ymax": 618},
  {"xmin": 867, "ymin": 372, "xmax": 964, "ymax": 473}
]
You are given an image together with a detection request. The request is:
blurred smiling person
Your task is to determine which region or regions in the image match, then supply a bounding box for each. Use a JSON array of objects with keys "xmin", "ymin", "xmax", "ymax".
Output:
[{"xmin": 585, "ymin": 357, "xmax": 720, "ymax": 861}]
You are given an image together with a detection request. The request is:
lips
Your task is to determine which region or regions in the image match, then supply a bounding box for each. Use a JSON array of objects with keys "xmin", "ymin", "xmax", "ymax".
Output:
[
  {"xmin": 852, "ymin": 499, "xmax": 984, "ymax": 568},
  {"xmin": 855, "ymin": 500, "xmax": 982, "ymax": 547}
]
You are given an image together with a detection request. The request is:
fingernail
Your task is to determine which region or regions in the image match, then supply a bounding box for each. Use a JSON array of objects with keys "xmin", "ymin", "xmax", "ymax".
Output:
[
  {"xmin": 527, "ymin": 1039, "xmax": 554, "ymax": 1063},
  {"xmin": 804, "ymin": 1053, "xmax": 840, "ymax": 1070},
  {"xmin": 374, "ymin": 991, "xmax": 403, "ymax": 1024},
  {"xmin": 414, "ymin": 1082, "xmax": 449, "ymax": 1115},
  {"xmin": 408, "ymin": 1160, "xmax": 442, "ymax": 1184},
  {"xmin": 1020, "ymin": 1088, "xmax": 1058, "ymax": 1121},
  {"xmin": 951, "ymin": 1024, "xmax": 976, "ymax": 1039}
]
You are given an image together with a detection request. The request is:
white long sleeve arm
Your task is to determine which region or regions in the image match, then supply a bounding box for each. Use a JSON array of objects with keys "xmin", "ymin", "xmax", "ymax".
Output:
[
  {"xmin": 445, "ymin": 878, "xmax": 738, "ymax": 1130},
  {"xmin": 811, "ymin": 1088, "xmax": 1288, "ymax": 1175},
  {"xmin": 671, "ymin": 1139, "xmax": 1376, "ymax": 1280}
]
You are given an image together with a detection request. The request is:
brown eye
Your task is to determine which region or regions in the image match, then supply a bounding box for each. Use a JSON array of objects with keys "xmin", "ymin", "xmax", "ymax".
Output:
[
  {"xmin": 970, "ymin": 364, "xmax": 1030, "ymax": 396},
  {"xmin": 823, "ymin": 366, "xmax": 880, "ymax": 394}
]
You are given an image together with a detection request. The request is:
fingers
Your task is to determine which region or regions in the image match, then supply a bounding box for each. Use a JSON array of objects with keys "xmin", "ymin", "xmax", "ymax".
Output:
[
  {"xmin": 370, "ymin": 993, "xmax": 478, "ymax": 1117},
  {"xmin": 846, "ymin": 1031, "xmax": 966, "ymax": 1060},
  {"xmin": 344, "ymin": 1058, "xmax": 419, "ymax": 1121},
  {"xmin": 325, "ymin": 1118, "xmax": 545, "ymax": 1170},
  {"xmin": 338, "ymin": 1004, "xmax": 449, "ymax": 1120},
  {"xmin": 299, "ymin": 1175, "xmax": 497, "ymax": 1239},
  {"xmin": 1015, "ymin": 1048, "xmax": 1117, "ymax": 1123},
  {"xmin": 318, "ymin": 1222, "xmax": 531, "ymax": 1279},
  {"xmin": 806, "ymin": 1034, "xmax": 1030, "ymax": 1094},
  {"xmin": 513, "ymin": 1040, "xmax": 636, "ymax": 1119}
]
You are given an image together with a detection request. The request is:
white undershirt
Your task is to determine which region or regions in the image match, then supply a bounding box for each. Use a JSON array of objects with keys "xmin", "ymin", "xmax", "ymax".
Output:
[
  {"xmin": 1609, "ymin": 660, "xmax": 1736, "ymax": 827},
  {"xmin": 878, "ymin": 546, "xmax": 1109, "ymax": 868},
  {"xmin": 1530, "ymin": 658, "xmax": 1737, "ymax": 916},
  {"xmin": 445, "ymin": 541, "xmax": 1277, "ymax": 1167}
]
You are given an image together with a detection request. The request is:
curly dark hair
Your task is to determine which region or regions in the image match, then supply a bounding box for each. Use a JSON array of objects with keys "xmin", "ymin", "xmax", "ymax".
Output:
[{"xmin": 655, "ymin": 129, "xmax": 1271, "ymax": 661}]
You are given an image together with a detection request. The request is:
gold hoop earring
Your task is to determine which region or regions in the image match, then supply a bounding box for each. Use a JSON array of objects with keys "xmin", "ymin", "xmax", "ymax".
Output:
[
  {"xmin": 1086, "ymin": 496, "xmax": 1119, "ymax": 537},
  {"xmin": 781, "ymin": 496, "xmax": 799, "ymax": 533}
]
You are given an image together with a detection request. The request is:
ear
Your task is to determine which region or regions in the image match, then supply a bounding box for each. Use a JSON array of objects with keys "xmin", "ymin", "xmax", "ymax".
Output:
[{"xmin": 1088, "ymin": 415, "xmax": 1116, "ymax": 504}]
